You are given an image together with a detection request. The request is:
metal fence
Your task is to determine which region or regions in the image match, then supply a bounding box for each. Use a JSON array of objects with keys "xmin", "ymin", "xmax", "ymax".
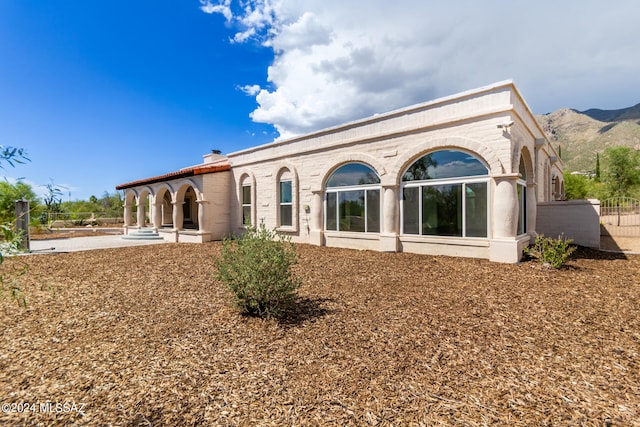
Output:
[
  {"xmin": 600, "ymin": 197, "xmax": 640, "ymax": 237},
  {"xmin": 45, "ymin": 212, "xmax": 124, "ymax": 228}
]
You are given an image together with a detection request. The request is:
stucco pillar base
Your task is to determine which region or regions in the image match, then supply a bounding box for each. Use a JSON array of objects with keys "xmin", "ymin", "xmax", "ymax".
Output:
[
  {"xmin": 379, "ymin": 233, "xmax": 399, "ymax": 252},
  {"xmin": 309, "ymin": 230, "xmax": 324, "ymax": 246},
  {"xmin": 489, "ymin": 238, "xmax": 521, "ymax": 263}
]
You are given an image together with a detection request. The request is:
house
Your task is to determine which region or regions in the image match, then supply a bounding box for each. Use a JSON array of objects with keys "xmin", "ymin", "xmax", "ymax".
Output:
[{"xmin": 116, "ymin": 80, "xmax": 563, "ymax": 263}]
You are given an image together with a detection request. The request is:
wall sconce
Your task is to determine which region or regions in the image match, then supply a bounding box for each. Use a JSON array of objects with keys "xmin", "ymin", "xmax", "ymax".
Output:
[{"xmin": 496, "ymin": 120, "xmax": 515, "ymax": 130}]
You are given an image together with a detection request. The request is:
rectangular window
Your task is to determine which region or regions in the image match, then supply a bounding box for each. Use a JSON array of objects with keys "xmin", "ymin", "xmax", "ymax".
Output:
[
  {"xmin": 465, "ymin": 183, "xmax": 488, "ymax": 237},
  {"xmin": 366, "ymin": 189, "xmax": 380, "ymax": 233},
  {"xmin": 242, "ymin": 185, "xmax": 251, "ymax": 226},
  {"xmin": 402, "ymin": 187, "xmax": 420, "ymax": 234},
  {"xmin": 423, "ymin": 184, "xmax": 462, "ymax": 237},
  {"xmin": 326, "ymin": 192, "xmax": 337, "ymax": 230},
  {"xmin": 339, "ymin": 190, "xmax": 365, "ymax": 232},
  {"xmin": 279, "ymin": 180, "xmax": 293, "ymax": 227}
]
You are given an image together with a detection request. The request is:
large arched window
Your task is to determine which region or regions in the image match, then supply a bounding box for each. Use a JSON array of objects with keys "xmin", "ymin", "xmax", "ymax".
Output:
[
  {"xmin": 401, "ymin": 150, "xmax": 489, "ymax": 237},
  {"xmin": 325, "ymin": 163, "xmax": 380, "ymax": 233}
]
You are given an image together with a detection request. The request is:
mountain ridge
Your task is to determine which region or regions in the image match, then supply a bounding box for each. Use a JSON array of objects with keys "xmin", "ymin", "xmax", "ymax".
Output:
[{"xmin": 536, "ymin": 103, "xmax": 640, "ymax": 172}]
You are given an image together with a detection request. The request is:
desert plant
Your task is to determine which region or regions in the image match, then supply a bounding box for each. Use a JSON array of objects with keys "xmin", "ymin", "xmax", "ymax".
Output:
[
  {"xmin": 0, "ymin": 222, "xmax": 28, "ymax": 307},
  {"xmin": 214, "ymin": 224, "xmax": 301, "ymax": 318},
  {"xmin": 524, "ymin": 234, "xmax": 576, "ymax": 269}
]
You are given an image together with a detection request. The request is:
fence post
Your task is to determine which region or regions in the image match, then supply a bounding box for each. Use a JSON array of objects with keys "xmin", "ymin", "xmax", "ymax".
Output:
[{"xmin": 15, "ymin": 199, "xmax": 30, "ymax": 251}]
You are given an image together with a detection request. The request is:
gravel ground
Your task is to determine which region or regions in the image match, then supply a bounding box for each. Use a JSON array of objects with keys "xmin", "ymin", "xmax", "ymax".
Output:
[{"xmin": 1, "ymin": 243, "xmax": 639, "ymax": 426}]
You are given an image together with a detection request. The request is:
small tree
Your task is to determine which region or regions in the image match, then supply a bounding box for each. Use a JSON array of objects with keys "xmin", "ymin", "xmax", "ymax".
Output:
[
  {"xmin": 603, "ymin": 146, "xmax": 640, "ymax": 197},
  {"xmin": 0, "ymin": 145, "xmax": 30, "ymax": 306},
  {"xmin": 214, "ymin": 224, "xmax": 301, "ymax": 318}
]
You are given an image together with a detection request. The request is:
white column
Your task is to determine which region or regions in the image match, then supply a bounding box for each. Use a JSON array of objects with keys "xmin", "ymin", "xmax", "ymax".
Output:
[
  {"xmin": 490, "ymin": 173, "xmax": 521, "ymax": 263},
  {"xmin": 152, "ymin": 198, "xmax": 162, "ymax": 231},
  {"xmin": 172, "ymin": 201, "xmax": 184, "ymax": 231},
  {"xmin": 123, "ymin": 201, "xmax": 132, "ymax": 227},
  {"xmin": 196, "ymin": 199, "xmax": 207, "ymax": 233},
  {"xmin": 380, "ymin": 185, "xmax": 399, "ymax": 252},
  {"xmin": 136, "ymin": 199, "xmax": 146, "ymax": 228},
  {"xmin": 309, "ymin": 190, "xmax": 324, "ymax": 246},
  {"xmin": 492, "ymin": 174, "xmax": 519, "ymax": 238}
]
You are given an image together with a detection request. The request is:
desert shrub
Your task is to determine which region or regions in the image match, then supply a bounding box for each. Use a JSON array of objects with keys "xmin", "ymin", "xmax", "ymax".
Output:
[
  {"xmin": 0, "ymin": 222, "xmax": 28, "ymax": 307},
  {"xmin": 214, "ymin": 224, "xmax": 301, "ymax": 318},
  {"xmin": 524, "ymin": 234, "xmax": 576, "ymax": 269}
]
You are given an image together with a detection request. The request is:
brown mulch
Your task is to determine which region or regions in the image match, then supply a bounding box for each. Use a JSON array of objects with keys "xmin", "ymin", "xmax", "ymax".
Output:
[{"xmin": 1, "ymin": 244, "xmax": 639, "ymax": 426}]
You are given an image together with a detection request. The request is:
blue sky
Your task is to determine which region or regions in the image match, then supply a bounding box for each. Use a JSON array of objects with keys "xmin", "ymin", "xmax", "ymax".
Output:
[{"xmin": 2, "ymin": 1, "xmax": 639, "ymax": 201}]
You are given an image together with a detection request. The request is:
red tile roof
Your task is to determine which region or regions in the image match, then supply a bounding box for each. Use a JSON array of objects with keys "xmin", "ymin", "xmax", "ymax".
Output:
[{"xmin": 116, "ymin": 163, "xmax": 231, "ymax": 190}]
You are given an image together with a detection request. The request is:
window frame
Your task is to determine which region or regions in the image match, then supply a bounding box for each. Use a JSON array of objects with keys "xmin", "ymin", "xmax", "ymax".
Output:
[
  {"xmin": 325, "ymin": 183, "xmax": 381, "ymax": 233},
  {"xmin": 516, "ymin": 156, "xmax": 527, "ymax": 235},
  {"xmin": 278, "ymin": 179, "xmax": 293, "ymax": 228},
  {"xmin": 324, "ymin": 162, "xmax": 381, "ymax": 234},
  {"xmin": 241, "ymin": 182, "xmax": 252, "ymax": 227},
  {"xmin": 400, "ymin": 150, "xmax": 490, "ymax": 239}
]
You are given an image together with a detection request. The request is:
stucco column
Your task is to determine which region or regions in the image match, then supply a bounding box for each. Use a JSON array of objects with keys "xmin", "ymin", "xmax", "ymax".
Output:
[
  {"xmin": 152, "ymin": 198, "xmax": 162, "ymax": 231},
  {"xmin": 380, "ymin": 185, "xmax": 399, "ymax": 252},
  {"xmin": 309, "ymin": 190, "xmax": 324, "ymax": 246},
  {"xmin": 136, "ymin": 199, "xmax": 146, "ymax": 228},
  {"xmin": 490, "ymin": 173, "xmax": 521, "ymax": 263},
  {"xmin": 196, "ymin": 199, "xmax": 208, "ymax": 233},
  {"xmin": 172, "ymin": 201, "xmax": 184, "ymax": 231},
  {"xmin": 123, "ymin": 201, "xmax": 132, "ymax": 228},
  {"xmin": 492, "ymin": 174, "xmax": 519, "ymax": 238}
]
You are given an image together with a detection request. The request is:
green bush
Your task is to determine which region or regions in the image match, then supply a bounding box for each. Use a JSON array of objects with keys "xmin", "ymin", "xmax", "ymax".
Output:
[
  {"xmin": 214, "ymin": 224, "xmax": 301, "ymax": 318},
  {"xmin": 524, "ymin": 234, "xmax": 576, "ymax": 269}
]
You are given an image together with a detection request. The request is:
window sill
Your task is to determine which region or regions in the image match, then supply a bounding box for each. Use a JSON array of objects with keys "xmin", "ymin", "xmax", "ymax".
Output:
[
  {"xmin": 276, "ymin": 226, "xmax": 298, "ymax": 234},
  {"xmin": 324, "ymin": 231, "xmax": 380, "ymax": 240},
  {"xmin": 399, "ymin": 234, "xmax": 490, "ymax": 247}
]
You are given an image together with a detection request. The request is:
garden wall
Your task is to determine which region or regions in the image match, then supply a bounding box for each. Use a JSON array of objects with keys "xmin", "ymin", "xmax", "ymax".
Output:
[{"xmin": 536, "ymin": 199, "xmax": 600, "ymax": 248}]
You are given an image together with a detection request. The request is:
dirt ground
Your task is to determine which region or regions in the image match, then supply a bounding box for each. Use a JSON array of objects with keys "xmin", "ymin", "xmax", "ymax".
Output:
[
  {"xmin": 29, "ymin": 227, "xmax": 122, "ymax": 240},
  {"xmin": 600, "ymin": 236, "xmax": 640, "ymax": 253},
  {"xmin": 1, "ymin": 243, "xmax": 639, "ymax": 426}
]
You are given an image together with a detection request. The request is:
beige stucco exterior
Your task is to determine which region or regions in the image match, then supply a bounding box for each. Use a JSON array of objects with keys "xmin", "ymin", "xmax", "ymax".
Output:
[{"xmin": 116, "ymin": 80, "xmax": 563, "ymax": 263}]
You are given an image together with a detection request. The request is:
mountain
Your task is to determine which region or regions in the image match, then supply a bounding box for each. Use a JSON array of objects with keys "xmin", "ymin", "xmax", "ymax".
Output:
[{"xmin": 536, "ymin": 103, "xmax": 640, "ymax": 172}]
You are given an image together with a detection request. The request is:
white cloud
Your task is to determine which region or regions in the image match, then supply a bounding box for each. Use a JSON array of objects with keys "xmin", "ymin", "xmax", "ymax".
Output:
[
  {"xmin": 240, "ymin": 84, "xmax": 261, "ymax": 96},
  {"xmin": 204, "ymin": 0, "xmax": 640, "ymax": 139},
  {"xmin": 199, "ymin": 0, "xmax": 233, "ymax": 21}
]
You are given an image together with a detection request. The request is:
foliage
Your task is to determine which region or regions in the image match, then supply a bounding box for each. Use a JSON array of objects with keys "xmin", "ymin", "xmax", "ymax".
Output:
[
  {"xmin": 603, "ymin": 146, "xmax": 640, "ymax": 197},
  {"xmin": 0, "ymin": 222, "xmax": 28, "ymax": 307},
  {"xmin": 563, "ymin": 172, "xmax": 590, "ymax": 200},
  {"xmin": 0, "ymin": 146, "xmax": 30, "ymax": 307},
  {"xmin": 43, "ymin": 180, "xmax": 64, "ymax": 215},
  {"xmin": 62, "ymin": 191, "xmax": 124, "ymax": 216},
  {"xmin": 0, "ymin": 180, "xmax": 41, "ymax": 223},
  {"xmin": 214, "ymin": 224, "xmax": 301, "ymax": 318},
  {"xmin": 0, "ymin": 146, "xmax": 29, "ymax": 168},
  {"xmin": 524, "ymin": 234, "xmax": 576, "ymax": 269}
]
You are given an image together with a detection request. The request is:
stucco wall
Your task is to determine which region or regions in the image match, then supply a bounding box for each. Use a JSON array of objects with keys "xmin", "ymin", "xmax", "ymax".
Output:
[
  {"xmin": 536, "ymin": 199, "xmax": 600, "ymax": 248},
  {"xmin": 226, "ymin": 81, "xmax": 557, "ymax": 262}
]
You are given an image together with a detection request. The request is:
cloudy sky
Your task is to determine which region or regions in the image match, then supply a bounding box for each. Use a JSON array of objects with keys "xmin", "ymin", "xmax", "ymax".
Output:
[{"xmin": 1, "ymin": 1, "xmax": 638, "ymax": 200}]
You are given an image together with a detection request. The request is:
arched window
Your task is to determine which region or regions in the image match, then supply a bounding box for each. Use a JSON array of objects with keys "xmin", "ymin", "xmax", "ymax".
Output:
[
  {"xmin": 325, "ymin": 163, "xmax": 380, "ymax": 233},
  {"xmin": 402, "ymin": 150, "xmax": 489, "ymax": 237},
  {"xmin": 240, "ymin": 175, "xmax": 253, "ymax": 226},
  {"xmin": 517, "ymin": 156, "xmax": 527, "ymax": 235},
  {"xmin": 278, "ymin": 169, "xmax": 293, "ymax": 227}
]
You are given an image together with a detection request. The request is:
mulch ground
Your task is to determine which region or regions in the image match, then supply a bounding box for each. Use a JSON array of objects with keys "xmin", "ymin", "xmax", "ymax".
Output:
[{"xmin": 0, "ymin": 243, "xmax": 639, "ymax": 426}]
